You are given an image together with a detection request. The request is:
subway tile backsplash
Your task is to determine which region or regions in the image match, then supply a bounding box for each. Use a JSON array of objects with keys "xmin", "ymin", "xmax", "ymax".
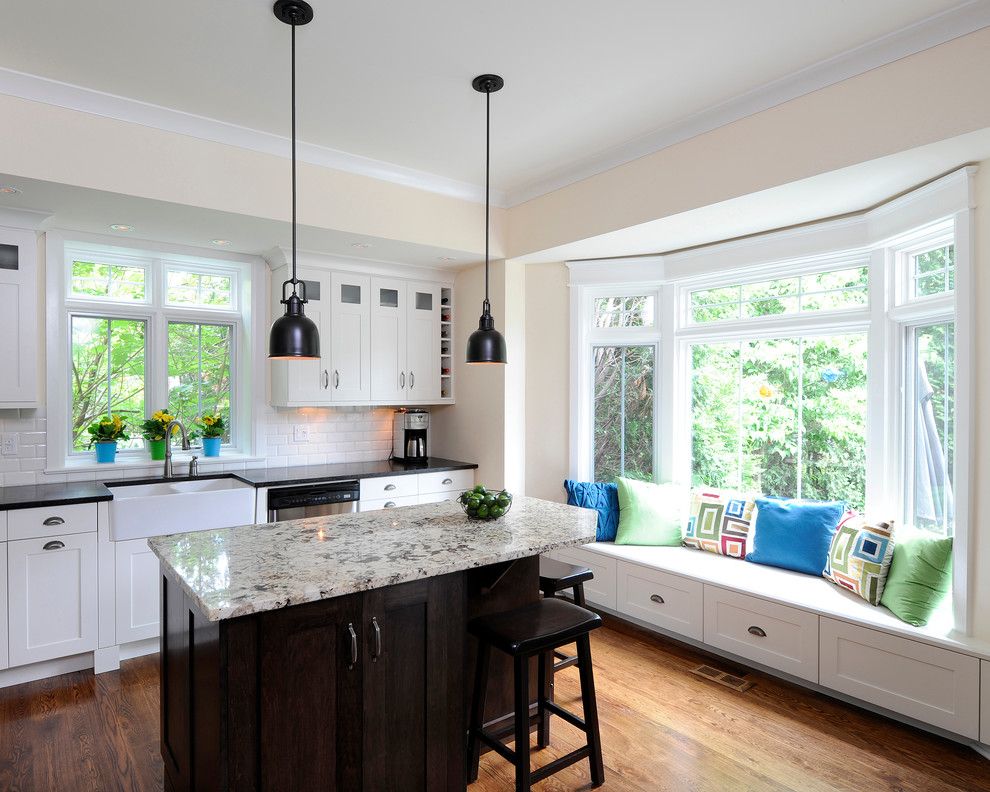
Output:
[{"xmin": 0, "ymin": 406, "xmax": 398, "ymax": 487}]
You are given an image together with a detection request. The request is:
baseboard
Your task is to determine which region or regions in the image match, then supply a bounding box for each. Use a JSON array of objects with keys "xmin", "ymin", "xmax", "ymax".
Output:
[
  {"xmin": 974, "ymin": 743, "xmax": 990, "ymax": 761},
  {"xmin": 120, "ymin": 637, "xmax": 159, "ymax": 661},
  {"xmin": 0, "ymin": 652, "xmax": 93, "ymax": 689}
]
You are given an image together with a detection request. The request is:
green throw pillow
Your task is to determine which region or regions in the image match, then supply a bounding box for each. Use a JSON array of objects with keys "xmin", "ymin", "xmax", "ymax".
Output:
[
  {"xmin": 615, "ymin": 478, "xmax": 686, "ymax": 546},
  {"xmin": 880, "ymin": 535, "xmax": 952, "ymax": 626}
]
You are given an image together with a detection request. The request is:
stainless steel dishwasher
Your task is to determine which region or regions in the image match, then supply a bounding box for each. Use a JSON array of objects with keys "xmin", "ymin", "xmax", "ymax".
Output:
[{"xmin": 266, "ymin": 480, "xmax": 360, "ymax": 521}]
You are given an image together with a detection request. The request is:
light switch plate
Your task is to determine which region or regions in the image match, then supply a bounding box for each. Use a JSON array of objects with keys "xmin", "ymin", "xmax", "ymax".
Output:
[
  {"xmin": 293, "ymin": 425, "xmax": 310, "ymax": 443},
  {"xmin": 1, "ymin": 433, "xmax": 17, "ymax": 456}
]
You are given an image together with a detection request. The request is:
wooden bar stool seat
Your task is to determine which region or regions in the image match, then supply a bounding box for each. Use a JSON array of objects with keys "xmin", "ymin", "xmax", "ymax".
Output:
[{"xmin": 467, "ymin": 598, "xmax": 605, "ymax": 791}]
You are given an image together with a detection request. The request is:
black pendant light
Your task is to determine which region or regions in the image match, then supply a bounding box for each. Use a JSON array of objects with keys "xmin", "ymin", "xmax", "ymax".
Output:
[
  {"xmin": 269, "ymin": 0, "xmax": 320, "ymax": 360},
  {"xmin": 466, "ymin": 74, "xmax": 507, "ymax": 365}
]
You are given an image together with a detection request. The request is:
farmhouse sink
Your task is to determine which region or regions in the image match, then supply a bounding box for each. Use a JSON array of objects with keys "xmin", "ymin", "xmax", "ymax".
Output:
[{"xmin": 108, "ymin": 477, "xmax": 256, "ymax": 541}]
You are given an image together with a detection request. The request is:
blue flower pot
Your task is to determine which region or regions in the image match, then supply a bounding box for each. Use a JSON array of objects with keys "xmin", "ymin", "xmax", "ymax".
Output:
[
  {"xmin": 95, "ymin": 441, "xmax": 117, "ymax": 463},
  {"xmin": 202, "ymin": 437, "xmax": 221, "ymax": 457}
]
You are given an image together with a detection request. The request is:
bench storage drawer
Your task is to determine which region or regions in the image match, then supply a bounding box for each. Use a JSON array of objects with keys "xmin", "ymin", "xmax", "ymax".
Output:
[
  {"xmin": 617, "ymin": 561, "xmax": 703, "ymax": 640},
  {"xmin": 703, "ymin": 585, "xmax": 819, "ymax": 682},
  {"xmin": 820, "ymin": 617, "xmax": 980, "ymax": 738},
  {"xmin": 546, "ymin": 545, "xmax": 617, "ymax": 610}
]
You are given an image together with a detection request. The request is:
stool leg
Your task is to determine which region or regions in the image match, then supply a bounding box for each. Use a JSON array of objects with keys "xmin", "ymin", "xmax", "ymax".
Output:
[
  {"xmin": 513, "ymin": 654, "xmax": 531, "ymax": 792},
  {"xmin": 537, "ymin": 649, "xmax": 550, "ymax": 749},
  {"xmin": 467, "ymin": 641, "xmax": 491, "ymax": 783},
  {"xmin": 576, "ymin": 634, "xmax": 605, "ymax": 787},
  {"xmin": 573, "ymin": 582, "xmax": 587, "ymax": 608}
]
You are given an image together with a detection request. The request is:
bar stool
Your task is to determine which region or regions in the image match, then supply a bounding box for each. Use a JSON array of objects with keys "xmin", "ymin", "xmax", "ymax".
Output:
[
  {"xmin": 467, "ymin": 598, "xmax": 605, "ymax": 791},
  {"xmin": 539, "ymin": 557, "xmax": 594, "ymax": 674}
]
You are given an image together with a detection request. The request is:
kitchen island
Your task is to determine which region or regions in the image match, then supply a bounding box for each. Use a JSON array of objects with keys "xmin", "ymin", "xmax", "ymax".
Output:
[{"xmin": 149, "ymin": 497, "xmax": 597, "ymax": 792}]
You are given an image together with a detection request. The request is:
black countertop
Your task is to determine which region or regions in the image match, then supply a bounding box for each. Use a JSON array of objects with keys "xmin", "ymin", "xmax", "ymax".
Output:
[{"xmin": 0, "ymin": 458, "xmax": 478, "ymax": 511}]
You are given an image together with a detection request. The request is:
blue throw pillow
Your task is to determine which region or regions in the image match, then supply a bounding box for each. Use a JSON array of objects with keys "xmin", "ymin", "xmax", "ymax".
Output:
[
  {"xmin": 746, "ymin": 497, "xmax": 846, "ymax": 576},
  {"xmin": 564, "ymin": 480, "xmax": 620, "ymax": 542}
]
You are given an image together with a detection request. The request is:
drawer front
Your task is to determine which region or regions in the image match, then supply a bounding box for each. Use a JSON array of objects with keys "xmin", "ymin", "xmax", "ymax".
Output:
[
  {"xmin": 360, "ymin": 475, "xmax": 418, "ymax": 501},
  {"xmin": 546, "ymin": 545, "xmax": 617, "ymax": 611},
  {"xmin": 617, "ymin": 561, "xmax": 703, "ymax": 641},
  {"xmin": 8, "ymin": 502, "xmax": 98, "ymax": 541},
  {"xmin": 418, "ymin": 492, "xmax": 458, "ymax": 505},
  {"xmin": 703, "ymin": 585, "xmax": 819, "ymax": 682},
  {"xmin": 820, "ymin": 617, "xmax": 980, "ymax": 738},
  {"xmin": 359, "ymin": 495, "xmax": 420, "ymax": 512},
  {"xmin": 418, "ymin": 469, "xmax": 474, "ymax": 495}
]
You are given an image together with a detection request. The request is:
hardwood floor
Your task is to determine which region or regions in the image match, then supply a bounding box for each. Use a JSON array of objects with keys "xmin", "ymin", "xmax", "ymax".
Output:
[{"xmin": 0, "ymin": 620, "xmax": 987, "ymax": 791}]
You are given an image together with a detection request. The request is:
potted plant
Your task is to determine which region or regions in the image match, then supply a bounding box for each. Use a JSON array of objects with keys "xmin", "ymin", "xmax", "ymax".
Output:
[
  {"xmin": 141, "ymin": 409, "xmax": 177, "ymax": 460},
  {"xmin": 87, "ymin": 414, "xmax": 129, "ymax": 463},
  {"xmin": 194, "ymin": 413, "xmax": 225, "ymax": 457}
]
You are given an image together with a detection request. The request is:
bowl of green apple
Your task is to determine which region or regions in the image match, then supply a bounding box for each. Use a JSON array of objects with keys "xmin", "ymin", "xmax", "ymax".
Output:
[{"xmin": 458, "ymin": 485, "xmax": 513, "ymax": 521}]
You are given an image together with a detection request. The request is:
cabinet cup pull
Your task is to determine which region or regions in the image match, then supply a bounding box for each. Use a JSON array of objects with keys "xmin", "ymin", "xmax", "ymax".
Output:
[
  {"xmin": 334, "ymin": 370, "xmax": 340, "ymax": 389},
  {"xmin": 748, "ymin": 625, "xmax": 767, "ymax": 638},
  {"xmin": 323, "ymin": 369, "xmax": 330, "ymax": 389},
  {"xmin": 442, "ymin": 478, "xmax": 452, "ymax": 486},
  {"xmin": 400, "ymin": 371, "xmax": 405, "ymax": 389},
  {"xmin": 371, "ymin": 617, "xmax": 381, "ymax": 661},
  {"xmin": 409, "ymin": 372, "xmax": 415, "ymax": 389},
  {"xmin": 43, "ymin": 540, "xmax": 65, "ymax": 551},
  {"xmin": 347, "ymin": 623, "xmax": 358, "ymax": 668},
  {"xmin": 384, "ymin": 501, "xmax": 396, "ymax": 508},
  {"xmin": 43, "ymin": 516, "xmax": 65, "ymax": 526},
  {"xmin": 384, "ymin": 483, "xmax": 397, "ymax": 491},
  {"xmin": 650, "ymin": 594, "xmax": 664, "ymax": 604}
]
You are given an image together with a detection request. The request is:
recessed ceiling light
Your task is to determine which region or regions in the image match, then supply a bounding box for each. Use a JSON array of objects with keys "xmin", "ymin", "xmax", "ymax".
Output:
[
  {"xmin": 351, "ymin": 242, "xmax": 372, "ymax": 249},
  {"xmin": 0, "ymin": 185, "xmax": 21, "ymax": 195},
  {"xmin": 438, "ymin": 256, "xmax": 458, "ymax": 261},
  {"xmin": 211, "ymin": 239, "xmax": 232, "ymax": 246},
  {"xmin": 109, "ymin": 224, "xmax": 133, "ymax": 232}
]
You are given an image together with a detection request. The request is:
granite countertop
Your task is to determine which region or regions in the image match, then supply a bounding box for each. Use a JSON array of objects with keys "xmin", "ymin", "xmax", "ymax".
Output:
[
  {"xmin": 0, "ymin": 458, "xmax": 478, "ymax": 510},
  {"xmin": 149, "ymin": 497, "xmax": 597, "ymax": 622}
]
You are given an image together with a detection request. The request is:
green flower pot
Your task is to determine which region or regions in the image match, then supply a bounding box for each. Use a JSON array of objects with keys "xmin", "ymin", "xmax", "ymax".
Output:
[{"xmin": 148, "ymin": 439, "xmax": 166, "ymax": 460}]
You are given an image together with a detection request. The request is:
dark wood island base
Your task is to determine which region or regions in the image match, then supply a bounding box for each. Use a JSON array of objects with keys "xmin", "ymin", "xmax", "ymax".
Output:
[{"xmin": 160, "ymin": 556, "xmax": 542, "ymax": 792}]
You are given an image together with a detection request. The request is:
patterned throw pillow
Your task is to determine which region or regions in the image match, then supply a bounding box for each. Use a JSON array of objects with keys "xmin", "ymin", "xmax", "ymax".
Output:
[
  {"xmin": 683, "ymin": 488, "xmax": 757, "ymax": 558},
  {"xmin": 823, "ymin": 515, "xmax": 895, "ymax": 605},
  {"xmin": 563, "ymin": 480, "xmax": 620, "ymax": 542}
]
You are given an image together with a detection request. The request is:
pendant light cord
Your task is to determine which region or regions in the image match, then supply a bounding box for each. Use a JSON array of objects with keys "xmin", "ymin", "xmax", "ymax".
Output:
[
  {"xmin": 483, "ymin": 88, "xmax": 491, "ymax": 312},
  {"xmin": 290, "ymin": 19, "xmax": 298, "ymax": 288}
]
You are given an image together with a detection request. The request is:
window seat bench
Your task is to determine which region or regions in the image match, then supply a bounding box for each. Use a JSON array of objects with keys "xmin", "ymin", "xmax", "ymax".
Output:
[{"xmin": 545, "ymin": 542, "xmax": 990, "ymax": 749}]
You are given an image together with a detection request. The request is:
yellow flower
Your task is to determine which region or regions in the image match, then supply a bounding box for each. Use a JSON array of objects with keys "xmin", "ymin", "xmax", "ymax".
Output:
[
  {"xmin": 203, "ymin": 415, "xmax": 215, "ymax": 425},
  {"xmin": 758, "ymin": 384, "xmax": 774, "ymax": 399}
]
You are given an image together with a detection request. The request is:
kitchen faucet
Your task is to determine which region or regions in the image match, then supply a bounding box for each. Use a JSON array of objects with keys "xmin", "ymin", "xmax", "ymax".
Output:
[{"xmin": 163, "ymin": 419, "xmax": 192, "ymax": 479}]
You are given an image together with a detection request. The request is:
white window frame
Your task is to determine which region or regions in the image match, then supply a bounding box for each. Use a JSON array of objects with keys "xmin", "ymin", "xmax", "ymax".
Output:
[
  {"xmin": 568, "ymin": 167, "xmax": 976, "ymax": 634},
  {"xmin": 47, "ymin": 232, "xmax": 268, "ymax": 470}
]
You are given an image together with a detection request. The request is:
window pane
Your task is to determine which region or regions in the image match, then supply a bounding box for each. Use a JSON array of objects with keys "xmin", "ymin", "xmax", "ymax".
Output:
[
  {"xmin": 912, "ymin": 245, "xmax": 954, "ymax": 298},
  {"xmin": 593, "ymin": 345, "xmax": 655, "ymax": 481},
  {"xmin": 593, "ymin": 295, "xmax": 655, "ymax": 328},
  {"xmin": 70, "ymin": 316, "xmax": 146, "ymax": 451},
  {"xmin": 167, "ymin": 322, "xmax": 232, "ymax": 443},
  {"xmin": 691, "ymin": 333, "xmax": 866, "ymax": 508},
  {"xmin": 166, "ymin": 269, "xmax": 233, "ymax": 308},
  {"xmin": 911, "ymin": 322, "xmax": 955, "ymax": 535},
  {"xmin": 70, "ymin": 260, "xmax": 145, "ymax": 301}
]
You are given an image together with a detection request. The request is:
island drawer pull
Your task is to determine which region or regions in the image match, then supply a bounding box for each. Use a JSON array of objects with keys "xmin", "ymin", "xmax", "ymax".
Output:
[
  {"xmin": 43, "ymin": 540, "xmax": 65, "ymax": 551},
  {"xmin": 43, "ymin": 516, "xmax": 65, "ymax": 526},
  {"xmin": 371, "ymin": 617, "xmax": 381, "ymax": 662},
  {"xmin": 748, "ymin": 625, "xmax": 767, "ymax": 638},
  {"xmin": 347, "ymin": 623, "xmax": 358, "ymax": 668},
  {"xmin": 650, "ymin": 594, "xmax": 664, "ymax": 605},
  {"xmin": 442, "ymin": 478, "xmax": 453, "ymax": 485},
  {"xmin": 384, "ymin": 484, "xmax": 397, "ymax": 491},
  {"xmin": 384, "ymin": 501, "xmax": 396, "ymax": 508}
]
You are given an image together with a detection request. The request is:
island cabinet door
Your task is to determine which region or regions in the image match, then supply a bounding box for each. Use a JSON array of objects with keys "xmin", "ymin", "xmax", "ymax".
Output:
[{"xmin": 361, "ymin": 573, "xmax": 466, "ymax": 792}]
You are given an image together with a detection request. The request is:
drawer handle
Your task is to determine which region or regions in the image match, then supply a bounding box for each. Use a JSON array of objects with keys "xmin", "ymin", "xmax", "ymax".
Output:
[
  {"xmin": 649, "ymin": 594, "xmax": 664, "ymax": 605},
  {"xmin": 371, "ymin": 616, "xmax": 381, "ymax": 662},
  {"xmin": 43, "ymin": 540, "xmax": 65, "ymax": 551},
  {"xmin": 43, "ymin": 516, "xmax": 65, "ymax": 526},
  {"xmin": 347, "ymin": 623, "xmax": 358, "ymax": 669},
  {"xmin": 384, "ymin": 484, "xmax": 397, "ymax": 491},
  {"xmin": 384, "ymin": 501, "xmax": 396, "ymax": 508},
  {"xmin": 748, "ymin": 625, "xmax": 767, "ymax": 638},
  {"xmin": 442, "ymin": 478, "xmax": 452, "ymax": 485}
]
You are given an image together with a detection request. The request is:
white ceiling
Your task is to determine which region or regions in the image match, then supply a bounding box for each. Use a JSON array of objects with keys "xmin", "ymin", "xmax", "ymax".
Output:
[{"xmin": 0, "ymin": 0, "xmax": 980, "ymax": 203}]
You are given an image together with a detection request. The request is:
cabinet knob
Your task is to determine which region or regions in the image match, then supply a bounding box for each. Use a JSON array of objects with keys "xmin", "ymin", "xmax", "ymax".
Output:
[
  {"xmin": 650, "ymin": 594, "xmax": 664, "ymax": 605},
  {"xmin": 748, "ymin": 625, "xmax": 767, "ymax": 638},
  {"xmin": 384, "ymin": 501, "xmax": 396, "ymax": 508},
  {"xmin": 347, "ymin": 623, "xmax": 358, "ymax": 669},
  {"xmin": 43, "ymin": 516, "xmax": 65, "ymax": 526},
  {"xmin": 442, "ymin": 478, "xmax": 452, "ymax": 486},
  {"xmin": 371, "ymin": 616, "xmax": 382, "ymax": 662},
  {"xmin": 43, "ymin": 540, "xmax": 65, "ymax": 551}
]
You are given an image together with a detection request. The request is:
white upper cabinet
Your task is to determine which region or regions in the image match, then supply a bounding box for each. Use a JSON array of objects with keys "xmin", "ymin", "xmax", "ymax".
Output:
[
  {"xmin": 270, "ymin": 269, "xmax": 332, "ymax": 407},
  {"xmin": 405, "ymin": 282, "xmax": 441, "ymax": 402},
  {"xmin": 370, "ymin": 277, "xmax": 408, "ymax": 403},
  {"xmin": 329, "ymin": 272, "xmax": 371, "ymax": 402},
  {"xmin": 0, "ymin": 226, "xmax": 39, "ymax": 407}
]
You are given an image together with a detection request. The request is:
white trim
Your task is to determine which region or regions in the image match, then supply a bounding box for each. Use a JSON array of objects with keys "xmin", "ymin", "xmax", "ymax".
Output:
[{"xmin": 506, "ymin": 4, "xmax": 990, "ymax": 206}]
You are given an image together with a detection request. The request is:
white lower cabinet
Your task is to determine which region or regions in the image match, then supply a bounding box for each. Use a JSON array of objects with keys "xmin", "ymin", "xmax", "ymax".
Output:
[
  {"xmin": 0, "ymin": 543, "xmax": 7, "ymax": 670},
  {"xmin": 8, "ymin": 532, "xmax": 98, "ymax": 667},
  {"xmin": 114, "ymin": 538, "xmax": 160, "ymax": 645},
  {"xmin": 547, "ymin": 546, "xmax": 617, "ymax": 611},
  {"xmin": 616, "ymin": 561, "xmax": 704, "ymax": 641},
  {"xmin": 703, "ymin": 585, "xmax": 819, "ymax": 683},
  {"xmin": 819, "ymin": 617, "xmax": 980, "ymax": 738},
  {"xmin": 981, "ymin": 660, "xmax": 990, "ymax": 746},
  {"xmin": 359, "ymin": 495, "xmax": 419, "ymax": 512}
]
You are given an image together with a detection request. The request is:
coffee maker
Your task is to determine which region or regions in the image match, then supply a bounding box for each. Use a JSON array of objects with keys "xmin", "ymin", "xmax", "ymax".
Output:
[{"xmin": 392, "ymin": 409, "xmax": 430, "ymax": 463}]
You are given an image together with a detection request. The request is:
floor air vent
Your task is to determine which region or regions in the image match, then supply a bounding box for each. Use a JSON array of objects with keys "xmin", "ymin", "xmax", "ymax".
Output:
[{"xmin": 690, "ymin": 664, "xmax": 754, "ymax": 692}]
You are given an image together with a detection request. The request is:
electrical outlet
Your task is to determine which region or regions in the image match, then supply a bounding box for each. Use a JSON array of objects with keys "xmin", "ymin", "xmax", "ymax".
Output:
[
  {"xmin": 293, "ymin": 424, "xmax": 310, "ymax": 443},
  {"xmin": 1, "ymin": 433, "xmax": 17, "ymax": 456}
]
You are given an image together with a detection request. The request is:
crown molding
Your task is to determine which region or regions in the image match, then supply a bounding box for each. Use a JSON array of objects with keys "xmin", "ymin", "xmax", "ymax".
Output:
[
  {"xmin": 505, "ymin": 0, "xmax": 990, "ymax": 207},
  {"xmin": 0, "ymin": 66, "xmax": 506, "ymax": 208}
]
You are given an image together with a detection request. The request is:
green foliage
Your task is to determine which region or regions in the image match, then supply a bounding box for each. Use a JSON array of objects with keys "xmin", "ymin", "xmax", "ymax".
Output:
[
  {"xmin": 86, "ymin": 414, "xmax": 129, "ymax": 447},
  {"xmin": 167, "ymin": 323, "xmax": 232, "ymax": 442},
  {"xmin": 140, "ymin": 409, "xmax": 179, "ymax": 441},
  {"xmin": 593, "ymin": 344, "xmax": 654, "ymax": 483},
  {"xmin": 193, "ymin": 413, "xmax": 226, "ymax": 439}
]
